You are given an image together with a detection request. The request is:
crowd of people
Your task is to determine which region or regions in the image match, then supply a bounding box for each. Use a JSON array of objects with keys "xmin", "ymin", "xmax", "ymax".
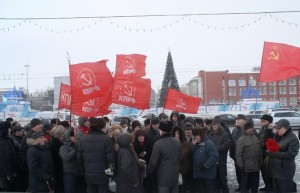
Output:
[{"xmin": 0, "ymin": 111, "xmax": 299, "ymax": 193}]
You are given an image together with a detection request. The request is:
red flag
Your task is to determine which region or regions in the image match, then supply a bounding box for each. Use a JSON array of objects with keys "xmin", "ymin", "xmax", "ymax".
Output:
[
  {"xmin": 70, "ymin": 60, "xmax": 113, "ymax": 103},
  {"xmin": 164, "ymin": 88, "xmax": 201, "ymax": 114},
  {"xmin": 115, "ymin": 54, "xmax": 146, "ymax": 78},
  {"xmin": 260, "ymin": 42, "xmax": 300, "ymax": 82},
  {"xmin": 112, "ymin": 77, "xmax": 151, "ymax": 109},
  {"xmin": 72, "ymin": 94, "xmax": 112, "ymax": 117},
  {"xmin": 58, "ymin": 83, "xmax": 72, "ymax": 110}
]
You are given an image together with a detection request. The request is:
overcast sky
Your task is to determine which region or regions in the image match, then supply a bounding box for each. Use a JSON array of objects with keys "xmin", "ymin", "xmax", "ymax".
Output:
[{"xmin": 1, "ymin": 0, "xmax": 300, "ymax": 93}]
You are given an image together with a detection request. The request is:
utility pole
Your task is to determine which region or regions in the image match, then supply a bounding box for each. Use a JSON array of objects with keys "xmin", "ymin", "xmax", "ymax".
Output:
[{"xmin": 24, "ymin": 64, "xmax": 30, "ymax": 101}]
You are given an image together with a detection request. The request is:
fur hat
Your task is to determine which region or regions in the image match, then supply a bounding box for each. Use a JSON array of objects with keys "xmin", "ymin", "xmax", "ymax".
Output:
[
  {"xmin": 90, "ymin": 118, "xmax": 106, "ymax": 130},
  {"xmin": 135, "ymin": 129, "xmax": 146, "ymax": 137},
  {"xmin": 151, "ymin": 117, "xmax": 160, "ymax": 125},
  {"xmin": 159, "ymin": 121, "xmax": 173, "ymax": 133},
  {"xmin": 30, "ymin": 118, "xmax": 42, "ymax": 128},
  {"xmin": 31, "ymin": 131, "xmax": 45, "ymax": 139},
  {"xmin": 192, "ymin": 127, "xmax": 205, "ymax": 137},
  {"xmin": 78, "ymin": 117, "xmax": 89, "ymax": 127},
  {"xmin": 183, "ymin": 122, "xmax": 194, "ymax": 130},
  {"xmin": 0, "ymin": 121, "xmax": 10, "ymax": 137},
  {"xmin": 260, "ymin": 114, "xmax": 273, "ymax": 123},
  {"xmin": 211, "ymin": 117, "xmax": 222, "ymax": 125}
]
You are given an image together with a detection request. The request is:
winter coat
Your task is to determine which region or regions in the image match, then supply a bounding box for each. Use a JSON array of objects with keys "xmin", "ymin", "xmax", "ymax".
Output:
[
  {"xmin": 0, "ymin": 136, "xmax": 17, "ymax": 188},
  {"xmin": 77, "ymin": 130, "xmax": 115, "ymax": 185},
  {"xmin": 235, "ymin": 133, "xmax": 262, "ymax": 172},
  {"xmin": 116, "ymin": 134, "xmax": 145, "ymax": 193},
  {"xmin": 192, "ymin": 138, "xmax": 219, "ymax": 180},
  {"xmin": 133, "ymin": 137, "xmax": 152, "ymax": 163},
  {"xmin": 59, "ymin": 143, "xmax": 78, "ymax": 175},
  {"xmin": 269, "ymin": 129, "xmax": 299, "ymax": 180},
  {"xmin": 208, "ymin": 129, "xmax": 231, "ymax": 165},
  {"xmin": 145, "ymin": 128, "xmax": 160, "ymax": 148},
  {"xmin": 27, "ymin": 139, "xmax": 54, "ymax": 193},
  {"xmin": 148, "ymin": 133, "xmax": 182, "ymax": 186},
  {"xmin": 258, "ymin": 125, "xmax": 274, "ymax": 157},
  {"xmin": 179, "ymin": 140, "xmax": 190, "ymax": 175}
]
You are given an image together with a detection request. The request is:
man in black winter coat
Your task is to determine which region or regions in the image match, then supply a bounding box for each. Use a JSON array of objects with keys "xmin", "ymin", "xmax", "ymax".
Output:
[
  {"xmin": 77, "ymin": 118, "xmax": 115, "ymax": 193},
  {"xmin": 0, "ymin": 121, "xmax": 17, "ymax": 192}
]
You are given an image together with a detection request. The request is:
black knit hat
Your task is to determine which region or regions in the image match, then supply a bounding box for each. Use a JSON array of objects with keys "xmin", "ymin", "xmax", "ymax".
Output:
[
  {"xmin": 260, "ymin": 114, "xmax": 273, "ymax": 123},
  {"xmin": 30, "ymin": 118, "xmax": 42, "ymax": 128},
  {"xmin": 159, "ymin": 121, "xmax": 173, "ymax": 133},
  {"xmin": 151, "ymin": 117, "xmax": 160, "ymax": 125}
]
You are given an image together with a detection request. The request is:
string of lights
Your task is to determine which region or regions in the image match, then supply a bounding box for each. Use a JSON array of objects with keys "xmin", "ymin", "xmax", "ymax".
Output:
[{"xmin": 0, "ymin": 11, "xmax": 300, "ymax": 33}]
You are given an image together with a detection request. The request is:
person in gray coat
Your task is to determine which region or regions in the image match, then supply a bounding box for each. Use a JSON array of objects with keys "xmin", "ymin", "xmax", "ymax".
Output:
[
  {"xmin": 77, "ymin": 118, "xmax": 115, "ymax": 193},
  {"xmin": 148, "ymin": 121, "xmax": 182, "ymax": 193},
  {"xmin": 236, "ymin": 121, "xmax": 262, "ymax": 193}
]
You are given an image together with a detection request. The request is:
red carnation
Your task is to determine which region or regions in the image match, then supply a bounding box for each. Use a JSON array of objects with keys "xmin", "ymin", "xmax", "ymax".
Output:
[{"xmin": 266, "ymin": 138, "xmax": 280, "ymax": 153}]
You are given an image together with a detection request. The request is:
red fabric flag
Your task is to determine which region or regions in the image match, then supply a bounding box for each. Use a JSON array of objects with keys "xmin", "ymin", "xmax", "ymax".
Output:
[
  {"xmin": 70, "ymin": 60, "xmax": 113, "ymax": 103},
  {"xmin": 72, "ymin": 94, "xmax": 112, "ymax": 117},
  {"xmin": 115, "ymin": 54, "xmax": 146, "ymax": 78},
  {"xmin": 112, "ymin": 77, "xmax": 151, "ymax": 109},
  {"xmin": 58, "ymin": 83, "xmax": 72, "ymax": 110},
  {"xmin": 164, "ymin": 88, "xmax": 201, "ymax": 114},
  {"xmin": 260, "ymin": 42, "xmax": 300, "ymax": 82}
]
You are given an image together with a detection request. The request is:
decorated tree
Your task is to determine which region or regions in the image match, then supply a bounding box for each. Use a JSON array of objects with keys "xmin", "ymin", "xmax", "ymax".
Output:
[{"xmin": 158, "ymin": 51, "xmax": 180, "ymax": 107}]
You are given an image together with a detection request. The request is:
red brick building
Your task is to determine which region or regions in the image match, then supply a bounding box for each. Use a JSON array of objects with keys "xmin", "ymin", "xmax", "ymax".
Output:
[{"xmin": 187, "ymin": 70, "xmax": 300, "ymax": 107}]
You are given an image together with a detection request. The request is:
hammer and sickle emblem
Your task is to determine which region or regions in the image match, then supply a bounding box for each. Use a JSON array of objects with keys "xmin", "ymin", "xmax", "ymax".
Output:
[
  {"xmin": 177, "ymin": 98, "xmax": 186, "ymax": 106},
  {"xmin": 122, "ymin": 84, "xmax": 134, "ymax": 96},
  {"xmin": 123, "ymin": 57, "xmax": 135, "ymax": 69},
  {"xmin": 80, "ymin": 73, "xmax": 93, "ymax": 87},
  {"xmin": 84, "ymin": 98, "xmax": 96, "ymax": 107},
  {"xmin": 268, "ymin": 50, "xmax": 279, "ymax": 61}
]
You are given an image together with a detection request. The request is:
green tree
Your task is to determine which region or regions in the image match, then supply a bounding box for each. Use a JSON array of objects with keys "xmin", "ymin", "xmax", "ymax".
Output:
[{"xmin": 158, "ymin": 51, "xmax": 180, "ymax": 107}]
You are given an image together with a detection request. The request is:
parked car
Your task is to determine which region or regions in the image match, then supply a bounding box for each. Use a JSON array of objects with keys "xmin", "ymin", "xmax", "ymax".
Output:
[
  {"xmin": 217, "ymin": 114, "xmax": 237, "ymax": 127},
  {"xmin": 269, "ymin": 111, "xmax": 300, "ymax": 128},
  {"xmin": 111, "ymin": 116, "xmax": 136, "ymax": 126}
]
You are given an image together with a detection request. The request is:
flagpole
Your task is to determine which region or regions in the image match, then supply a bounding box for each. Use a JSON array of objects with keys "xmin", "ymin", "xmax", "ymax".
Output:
[
  {"xmin": 162, "ymin": 88, "xmax": 170, "ymax": 113},
  {"xmin": 67, "ymin": 52, "xmax": 74, "ymax": 131}
]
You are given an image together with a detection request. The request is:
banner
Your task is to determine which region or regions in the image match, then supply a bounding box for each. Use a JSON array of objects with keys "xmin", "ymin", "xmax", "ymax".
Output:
[
  {"xmin": 70, "ymin": 60, "xmax": 113, "ymax": 103},
  {"xmin": 115, "ymin": 54, "xmax": 146, "ymax": 78},
  {"xmin": 164, "ymin": 88, "xmax": 201, "ymax": 114},
  {"xmin": 58, "ymin": 83, "xmax": 71, "ymax": 110},
  {"xmin": 112, "ymin": 77, "xmax": 151, "ymax": 109},
  {"xmin": 260, "ymin": 42, "xmax": 300, "ymax": 82}
]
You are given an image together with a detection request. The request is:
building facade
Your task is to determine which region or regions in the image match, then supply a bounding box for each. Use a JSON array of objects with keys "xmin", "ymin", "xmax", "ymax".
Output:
[{"xmin": 188, "ymin": 70, "xmax": 300, "ymax": 108}]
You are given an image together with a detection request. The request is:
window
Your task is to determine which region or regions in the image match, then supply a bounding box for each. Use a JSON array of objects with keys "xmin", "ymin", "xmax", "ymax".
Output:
[
  {"xmin": 249, "ymin": 79, "xmax": 256, "ymax": 86},
  {"xmin": 289, "ymin": 86, "xmax": 297, "ymax": 94},
  {"xmin": 229, "ymin": 98, "xmax": 235, "ymax": 104},
  {"xmin": 269, "ymin": 87, "xmax": 277, "ymax": 95},
  {"xmin": 259, "ymin": 82, "xmax": 266, "ymax": 86},
  {"xmin": 279, "ymin": 87, "xmax": 286, "ymax": 94},
  {"xmin": 279, "ymin": 97, "xmax": 287, "ymax": 106},
  {"xmin": 290, "ymin": 97, "xmax": 297, "ymax": 106},
  {"xmin": 238, "ymin": 79, "xmax": 246, "ymax": 86},
  {"xmin": 259, "ymin": 87, "xmax": 266, "ymax": 95},
  {"xmin": 229, "ymin": 88, "xmax": 236, "ymax": 96},
  {"xmin": 228, "ymin": 80, "xmax": 236, "ymax": 87},
  {"xmin": 279, "ymin": 80, "xmax": 286, "ymax": 85},
  {"xmin": 289, "ymin": 78, "xmax": 296, "ymax": 85},
  {"xmin": 269, "ymin": 82, "xmax": 276, "ymax": 86}
]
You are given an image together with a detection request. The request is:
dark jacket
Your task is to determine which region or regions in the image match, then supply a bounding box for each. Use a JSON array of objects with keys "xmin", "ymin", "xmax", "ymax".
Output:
[
  {"xmin": 27, "ymin": 139, "xmax": 54, "ymax": 193},
  {"xmin": 179, "ymin": 140, "xmax": 190, "ymax": 175},
  {"xmin": 258, "ymin": 125, "xmax": 274, "ymax": 157},
  {"xmin": 236, "ymin": 132, "xmax": 262, "ymax": 172},
  {"xmin": 269, "ymin": 129, "xmax": 299, "ymax": 180},
  {"xmin": 59, "ymin": 143, "xmax": 78, "ymax": 175},
  {"xmin": 148, "ymin": 133, "xmax": 182, "ymax": 186},
  {"xmin": 133, "ymin": 137, "xmax": 152, "ymax": 163},
  {"xmin": 77, "ymin": 130, "xmax": 115, "ymax": 185},
  {"xmin": 145, "ymin": 128, "xmax": 160, "ymax": 148},
  {"xmin": 0, "ymin": 136, "xmax": 17, "ymax": 188},
  {"xmin": 192, "ymin": 138, "xmax": 219, "ymax": 180},
  {"xmin": 208, "ymin": 129, "xmax": 231, "ymax": 164},
  {"xmin": 116, "ymin": 134, "xmax": 145, "ymax": 193}
]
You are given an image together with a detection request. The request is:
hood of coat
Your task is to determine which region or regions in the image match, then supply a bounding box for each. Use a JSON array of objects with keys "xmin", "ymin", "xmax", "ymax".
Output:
[{"xmin": 117, "ymin": 133, "xmax": 131, "ymax": 148}]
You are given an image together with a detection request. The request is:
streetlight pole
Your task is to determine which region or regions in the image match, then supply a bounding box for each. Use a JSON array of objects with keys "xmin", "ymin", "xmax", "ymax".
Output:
[{"xmin": 24, "ymin": 64, "xmax": 30, "ymax": 101}]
